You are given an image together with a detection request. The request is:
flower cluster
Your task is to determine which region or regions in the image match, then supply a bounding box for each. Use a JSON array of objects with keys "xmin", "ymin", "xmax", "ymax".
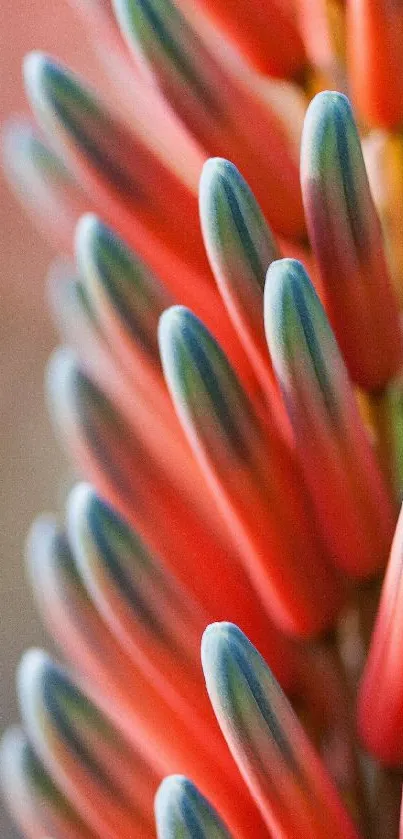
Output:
[{"xmin": 3, "ymin": 1, "xmax": 403, "ymax": 837}]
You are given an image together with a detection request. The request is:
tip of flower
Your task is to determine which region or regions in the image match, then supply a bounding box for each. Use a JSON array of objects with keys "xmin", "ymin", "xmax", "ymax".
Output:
[
  {"xmin": 202, "ymin": 619, "xmax": 242, "ymax": 645},
  {"xmin": 199, "ymin": 157, "xmax": 242, "ymax": 232},
  {"xmin": 159, "ymin": 304, "xmax": 242, "ymax": 444},
  {"xmin": 199, "ymin": 157, "xmax": 248, "ymax": 219},
  {"xmin": 301, "ymin": 90, "xmax": 355, "ymax": 176},
  {"xmin": 75, "ymin": 213, "xmax": 103, "ymax": 257},
  {"xmin": 45, "ymin": 347, "xmax": 93, "ymax": 447},
  {"xmin": 201, "ymin": 622, "xmax": 299, "ymax": 771},
  {"xmin": 46, "ymin": 345, "xmax": 78, "ymax": 407},
  {"xmin": 25, "ymin": 515, "xmax": 67, "ymax": 612},
  {"xmin": 26, "ymin": 513, "xmax": 57, "ymax": 549},
  {"xmin": 264, "ymin": 257, "xmax": 308, "ymax": 331},
  {"xmin": 200, "ymin": 156, "xmax": 237, "ymax": 191},
  {"xmin": 264, "ymin": 255, "xmax": 311, "ymax": 320},
  {"xmin": 66, "ymin": 481, "xmax": 94, "ymax": 529},
  {"xmin": 23, "ymin": 52, "xmax": 53, "ymax": 102},
  {"xmin": 308, "ymin": 89, "xmax": 351, "ymax": 115},
  {"xmin": 159, "ymin": 303, "xmax": 190, "ymax": 328},
  {"xmin": 17, "ymin": 649, "xmax": 50, "ymax": 711},
  {"xmin": 155, "ymin": 774, "xmax": 231, "ymax": 838},
  {"xmin": 264, "ymin": 258, "xmax": 337, "ymax": 408},
  {"xmin": 74, "ymin": 212, "xmax": 109, "ymax": 283},
  {"xmin": 23, "ymin": 50, "xmax": 47, "ymax": 81},
  {"xmin": 202, "ymin": 621, "xmax": 292, "ymax": 719},
  {"xmin": 266, "ymin": 256, "xmax": 304, "ymax": 288},
  {"xmin": 2, "ymin": 118, "xmax": 64, "ymax": 196},
  {"xmin": 158, "ymin": 306, "xmax": 199, "ymax": 409},
  {"xmin": 201, "ymin": 621, "xmax": 242, "ymax": 674},
  {"xmin": 23, "ymin": 52, "xmax": 85, "ymax": 135},
  {"xmin": 66, "ymin": 483, "xmax": 117, "ymax": 577},
  {"xmin": 158, "ymin": 305, "xmax": 193, "ymax": 357},
  {"xmin": 77, "ymin": 215, "xmax": 171, "ymax": 365},
  {"xmin": 74, "ymin": 212, "xmax": 127, "ymax": 285},
  {"xmin": 199, "ymin": 154, "xmax": 277, "ymax": 312},
  {"xmin": 47, "ymin": 343, "xmax": 77, "ymax": 377},
  {"xmin": 155, "ymin": 774, "xmax": 192, "ymax": 819},
  {"xmin": 26, "ymin": 512, "xmax": 58, "ymax": 567}
]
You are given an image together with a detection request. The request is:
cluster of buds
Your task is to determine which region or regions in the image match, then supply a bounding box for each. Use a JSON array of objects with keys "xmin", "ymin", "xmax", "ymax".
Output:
[{"xmin": 3, "ymin": 1, "xmax": 403, "ymax": 837}]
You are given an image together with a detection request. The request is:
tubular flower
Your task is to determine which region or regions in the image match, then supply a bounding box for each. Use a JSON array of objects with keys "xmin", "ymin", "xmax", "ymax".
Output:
[{"xmin": 5, "ymin": 2, "xmax": 403, "ymax": 838}]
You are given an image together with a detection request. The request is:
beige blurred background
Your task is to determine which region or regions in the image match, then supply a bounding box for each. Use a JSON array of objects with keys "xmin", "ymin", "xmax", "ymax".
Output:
[{"xmin": 0, "ymin": 3, "xmax": 99, "ymax": 834}]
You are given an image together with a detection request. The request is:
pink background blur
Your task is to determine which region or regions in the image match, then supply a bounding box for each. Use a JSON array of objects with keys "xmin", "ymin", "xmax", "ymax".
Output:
[{"xmin": 0, "ymin": 3, "xmax": 100, "ymax": 833}]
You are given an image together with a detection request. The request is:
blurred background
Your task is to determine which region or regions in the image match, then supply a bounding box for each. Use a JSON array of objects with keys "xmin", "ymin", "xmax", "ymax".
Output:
[{"xmin": 0, "ymin": 3, "xmax": 99, "ymax": 833}]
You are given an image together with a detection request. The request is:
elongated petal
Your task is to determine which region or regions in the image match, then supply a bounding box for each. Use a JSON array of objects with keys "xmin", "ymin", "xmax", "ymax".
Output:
[
  {"xmin": 27, "ymin": 516, "xmax": 137, "ymax": 698},
  {"xmin": 18, "ymin": 650, "xmax": 157, "ymax": 839},
  {"xmin": 74, "ymin": 209, "xmax": 256, "ymax": 415},
  {"xmin": 49, "ymin": 264, "xmax": 181, "ymax": 468},
  {"xmin": 159, "ymin": 305, "xmax": 344, "ymax": 636},
  {"xmin": 155, "ymin": 776, "xmax": 233, "ymax": 838},
  {"xmin": 48, "ymin": 264, "xmax": 120, "ymax": 395},
  {"xmin": 26, "ymin": 517, "xmax": 226, "ymax": 780},
  {"xmin": 23, "ymin": 55, "xmax": 257, "ymax": 385},
  {"xmin": 358, "ymin": 504, "xmax": 403, "ymax": 764},
  {"xmin": 112, "ymin": 0, "xmax": 305, "ymax": 238},
  {"xmin": 45, "ymin": 342, "xmax": 209, "ymax": 527},
  {"xmin": 49, "ymin": 268, "xmax": 211, "ymax": 487},
  {"xmin": 202, "ymin": 623, "xmax": 362, "ymax": 839},
  {"xmin": 67, "ymin": 483, "xmax": 216, "ymax": 728},
  {"xmin": 0, "ymin": 727, "xmax": 96, "ymax": 839},
  {"xmin": 47, "ymin": 349, "xmax": 293, "ymax": 666},
  {"xmin": 66, "ymin": 485, "xmax": 293, "ymax": 797},
  {"xmin": 301, "ymin": 91, "xmax": 402, "ymax": 390},
  {"xmin": 51, "ymin": 267, "xmax": 262, "ymax": 581},
  {"xmin": 76, "ymin": 214, "xmax": 257, "ymax": 398},
  {"xmin": 75, "ymin": 213, "xmax": 174, "ymax": 409},
  {"xmin": 49, "ymin": 267, "xmax": 199, "ymax": 496},
  {"xmin": 264, "ymin": 258, "xmax": 396, "ymax": 577},
  {"xmin": 2, "ymin": 120, "xmax": 89, "ymax": 251},
  {"xmin": 46, "ymin": 349, "xmax": 226, "ymax": 576},
  {"xmin": 25, "ymin": 520, "xmax": 268, "ymax": 839},
  {"xmin": 200, "ymin": 157, "xmax": 284, "ymax": 411},
  {"xmin": 347, "ymin": 0, "xmax": 403, "ymax": 129},
  {"xmin": 76, "ymin": 213, "xmax": 173, "ymax": 364},
  {"xmin": 23, "ymin": 52, "xmax": 208, "ymax": 277},
  {"xmin": 68, "ymin": 0, "xmax": 207, "ymax": 196}
]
